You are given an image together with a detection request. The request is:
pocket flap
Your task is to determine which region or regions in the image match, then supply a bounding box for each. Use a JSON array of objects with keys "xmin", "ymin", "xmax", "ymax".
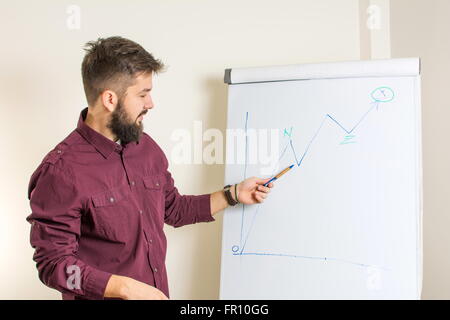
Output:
[
  {"xmin": 92, "ymin": 185, "xmax": 129, "ymax": 208},
  {"xmin": 143, "ymin": 174, "xmax": 164, "ymax": 190}
]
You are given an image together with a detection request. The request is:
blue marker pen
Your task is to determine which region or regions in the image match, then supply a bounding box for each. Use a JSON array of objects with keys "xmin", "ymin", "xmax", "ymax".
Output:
[{"xmin": 264, "ymin": 164, "xmax": 295, "ymax": 187}]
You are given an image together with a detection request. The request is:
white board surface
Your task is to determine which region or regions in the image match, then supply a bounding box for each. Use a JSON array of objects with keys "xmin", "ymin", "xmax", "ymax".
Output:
[{"xmin": 220, "ymin": 59, "xmax": 422, "ymax": 300}]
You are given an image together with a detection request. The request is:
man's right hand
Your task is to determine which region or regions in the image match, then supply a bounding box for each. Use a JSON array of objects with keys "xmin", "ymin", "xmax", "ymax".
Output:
[{"xmin": 104, "ymin": 274, "xmax": 169, "ymax": 300}]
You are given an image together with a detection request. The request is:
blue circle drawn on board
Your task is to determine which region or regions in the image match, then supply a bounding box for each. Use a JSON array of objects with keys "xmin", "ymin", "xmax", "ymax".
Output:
[
  {"xmin": 232, "ymin": 246, "xmax": 240, "ymax": 253},
  {"xmin": 371, "ymin": 86, "xmax": 395, "ymax": 103}
]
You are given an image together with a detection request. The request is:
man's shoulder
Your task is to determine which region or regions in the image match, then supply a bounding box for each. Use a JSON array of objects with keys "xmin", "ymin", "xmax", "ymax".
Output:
[
  {"xmin": 40, "ymin": 130, "xmax": 83, "ymax": 166},
  {"xmin": 141, "ymin": 132, "xmax": 169, "ymax": 167},
  {"xmin": 141, "ymin": 132, "xmax": 165, "ymax": 154},
  {"xmin": 28, "ymin": 131, "xmax": 83, "ymax": 200},
  {"xmin": 141, "ymin": 131, "xmax": 157, "ymax": 145}
]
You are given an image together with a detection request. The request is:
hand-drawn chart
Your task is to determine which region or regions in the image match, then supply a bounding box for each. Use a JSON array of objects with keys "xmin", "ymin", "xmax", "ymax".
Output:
[
  {"xmin": 220, "ymin": 60, "xmax": 422, "ymax": 300},
  {"xmin": 233, "ymin": 87, "xmax": 395, "ymax": 272}
]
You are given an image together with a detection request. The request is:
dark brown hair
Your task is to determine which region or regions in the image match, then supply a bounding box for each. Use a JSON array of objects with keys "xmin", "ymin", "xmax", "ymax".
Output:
[{"xmin": 81, "ymin": 36, "xmax": 164, "ymax": 106}]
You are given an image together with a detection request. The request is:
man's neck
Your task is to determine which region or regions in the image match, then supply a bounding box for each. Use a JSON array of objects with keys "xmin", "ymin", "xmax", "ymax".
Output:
[{"xmin": 84, "ymin": 107, "xmax": 117, "ymax": 142}]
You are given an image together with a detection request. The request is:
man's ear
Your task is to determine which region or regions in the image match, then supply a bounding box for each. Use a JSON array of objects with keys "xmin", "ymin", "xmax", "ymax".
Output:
[{"xmin": 100, "ymin": 90, "xmax": 119, "ymax": 112}]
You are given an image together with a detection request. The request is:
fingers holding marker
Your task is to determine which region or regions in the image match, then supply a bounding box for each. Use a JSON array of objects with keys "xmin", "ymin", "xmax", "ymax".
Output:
[
  {"xmin": 257, "ymin": 185, "xmax": 271, "ymax": 193},
  {"xmin": 255, "ymin": 191, "xmax": 268, "ymax": 201},
  {"xmin": 250, "ymin": 165, "xmax": 293, "ymax": 204},
  {"xmin": 254, "ymin": 194, "xmax": 264, "ymax": 203}
]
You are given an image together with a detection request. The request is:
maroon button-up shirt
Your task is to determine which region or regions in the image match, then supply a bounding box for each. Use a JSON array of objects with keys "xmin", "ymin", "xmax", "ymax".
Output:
[{"xmin": 26, "ymin": 107, "xmax": 214, "ymax": 300}]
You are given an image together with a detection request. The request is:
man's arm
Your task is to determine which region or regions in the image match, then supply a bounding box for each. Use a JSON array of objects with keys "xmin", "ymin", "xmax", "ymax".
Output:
[
  {"xmin": 27, "ymin": 163, "xmax": 112, "ymax": 299},
  {"xmin": 210, "ymin": 177, "xmax": 274, "ymax": 216}
]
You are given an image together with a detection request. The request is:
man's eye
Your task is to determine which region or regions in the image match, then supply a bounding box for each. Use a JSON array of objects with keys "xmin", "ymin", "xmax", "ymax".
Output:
[{"xmin": 140, "ymin": 95, "xmax": 146, "ymax": 98}]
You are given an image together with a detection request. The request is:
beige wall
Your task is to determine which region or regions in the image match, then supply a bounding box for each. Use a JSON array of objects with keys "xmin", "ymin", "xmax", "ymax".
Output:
[
  {"xmin": 390, "ymin": 0, "xmax": 450, "ymax": 300},
  {"xmin": 0, "ymin": 0, "xmax": 360, "ymax": 299},
  {"xmin": 3, "ymin": 0, "xmax": 447, "ymax": 301},
  {"xmin": 3, "ymin": 0, "xmax": 448, "ymax": 301},
  {"xmin": 359, "ymin": 0, "xmax": 391, "ymax": 59}
]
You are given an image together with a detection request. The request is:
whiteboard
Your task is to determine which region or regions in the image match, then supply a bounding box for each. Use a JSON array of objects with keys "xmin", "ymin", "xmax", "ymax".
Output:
[{"xmin": 219, "ymin": 59, "xmax": 422, "ymax": 300}]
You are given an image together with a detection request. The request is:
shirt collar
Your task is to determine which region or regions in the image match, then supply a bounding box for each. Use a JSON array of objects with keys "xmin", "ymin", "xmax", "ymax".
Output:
[
  {"xmin": 75, "ymin": 107, "xmax": 140, "ymax": 159},
  {"xmin": 77, "ymin": 108, "xmax": 118, "ymax": 158}
]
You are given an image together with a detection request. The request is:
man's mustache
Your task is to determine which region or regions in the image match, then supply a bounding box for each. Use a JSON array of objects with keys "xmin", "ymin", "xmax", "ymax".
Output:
[{"xmin": 138, "ymin": 110, "xmax": 148, "ymax": 117}]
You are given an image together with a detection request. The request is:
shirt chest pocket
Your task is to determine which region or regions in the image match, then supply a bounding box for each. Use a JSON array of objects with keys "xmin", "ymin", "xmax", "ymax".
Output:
[
  {"xmin": 143, "ymin": 173, "xmax": 166, "ymax": 226},
  {"xmin": 90, "ymin": 185, "xmax": 135, "ymax": 242},
  {"xmin": 92, "ymin": 187, "xmax": 128, "ymax": 208},
  {"xmin": 143, "ymin": 174, "xmax": 165, "ymax": 191}
]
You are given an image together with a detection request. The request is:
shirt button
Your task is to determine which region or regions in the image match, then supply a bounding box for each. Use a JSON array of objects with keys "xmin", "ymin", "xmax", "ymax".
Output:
[
  {"xmin": 156, "ymin": 182, "xmax": 159, "ymax": 187},
  {"xmin": 109, "ymin": 197, "xmax": 115, "ymax": 203},
  {"xmin": 57, "ymin": 150, "xmax": 61, "ymax": 154},
  {"xmin": 131, "ymin": 181, "xmax": 135, "ymax": 186},
  {"xmin": 139, "ymin": 210, "xmax": 143, "ymax": 214},
  {"xmin": 154, "ymin": 267, "xmax": 158, "ymax": 273},
  {"xmin": 149, "ymin": 239, "xmax": 153, "ymax": 244}
]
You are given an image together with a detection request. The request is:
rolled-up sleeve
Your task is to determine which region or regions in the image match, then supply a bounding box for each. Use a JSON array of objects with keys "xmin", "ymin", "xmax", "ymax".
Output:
[
  {"xmin": 163, "ymin": 169, "xmax": 215, "ymax": 228},
  {"xmin": 26, "ymin": 163, "xmax": 112, "ymax": 299}
]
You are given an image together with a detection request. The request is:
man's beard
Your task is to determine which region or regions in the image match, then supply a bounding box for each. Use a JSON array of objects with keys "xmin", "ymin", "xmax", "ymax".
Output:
[{"xmin": 107, "ymin": 100, "xmax": 144, "ymax": 145}]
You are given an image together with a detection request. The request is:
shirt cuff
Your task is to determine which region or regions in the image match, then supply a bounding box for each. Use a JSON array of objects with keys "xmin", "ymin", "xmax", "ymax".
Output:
[
  {"xmin": 196, "ymin": 193, "xmax": 215, "ymax": 223},
  {"xmin": 85, "ymin": 268, "xmax": 113, "ymax": 300}
]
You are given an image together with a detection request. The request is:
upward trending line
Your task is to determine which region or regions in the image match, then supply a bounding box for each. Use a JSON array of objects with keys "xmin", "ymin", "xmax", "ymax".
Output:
[
  {"xmin": 238, "ymin": 93, "xmax": 391, "ymax": 253},
  {"xmin": 291, "ymin": 101, "xmax": 379, "ymax": 168}
]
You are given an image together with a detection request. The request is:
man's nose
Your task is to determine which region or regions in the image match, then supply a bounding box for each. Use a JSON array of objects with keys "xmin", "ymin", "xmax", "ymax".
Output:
[{"xmin": 144, "ymin": 97, "xmax": 154, "ymax": 110}]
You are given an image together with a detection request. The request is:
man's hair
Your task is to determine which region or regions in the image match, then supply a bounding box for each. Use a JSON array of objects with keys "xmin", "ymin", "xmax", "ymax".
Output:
[{"xmin": 81, "ymin": 36, "xmax": 164, "ymax": 106}]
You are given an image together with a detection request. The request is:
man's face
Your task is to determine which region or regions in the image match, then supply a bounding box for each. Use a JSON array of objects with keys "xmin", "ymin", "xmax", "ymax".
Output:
[{"xmin": 107, "ymin": 72, "xmax": 154, "ymax": 144}]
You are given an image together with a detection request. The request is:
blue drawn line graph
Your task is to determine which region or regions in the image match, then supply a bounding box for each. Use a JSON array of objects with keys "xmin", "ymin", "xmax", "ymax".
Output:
[{"xmin": 231, "ymin": 87, "xmax": 395, "ymax": 271}]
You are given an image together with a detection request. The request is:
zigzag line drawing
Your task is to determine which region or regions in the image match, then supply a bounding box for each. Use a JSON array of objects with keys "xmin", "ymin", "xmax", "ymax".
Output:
[{"xmin": 231, "ymin": 86, "xmax": 395, "ymax": 271}]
